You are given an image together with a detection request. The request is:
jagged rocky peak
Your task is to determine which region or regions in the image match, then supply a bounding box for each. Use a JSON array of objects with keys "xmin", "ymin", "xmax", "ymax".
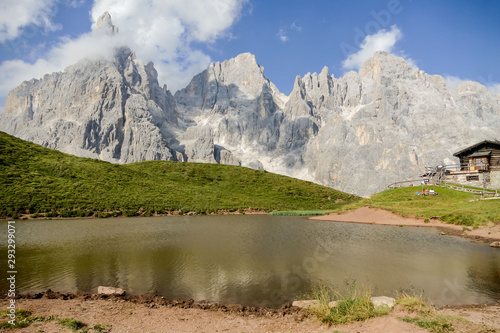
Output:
[
  {"xmin": 0, "ymin": 42, "xmax": 179, "ymax": 164},
  {"xmin": 359, "ymin": 51, "xmax": 416, "ymax": 81},
  {"xmin": 175, "ymin": 52, "xmax": 287, "ymax": 113},
  {"xmin": 224, "ymin": 52, "xmax": 258, "ymax": 67},
  {"xmin": 302, "ymin": 66, "xmax": 333, "ymax": 87},
  {"xmin": 456, "ymin": 81, "xmax": 490, "ymax": 94},
  {"xmin": 285, "ymin": 75, "xmax": 313, "ymax": 117},
  {"xmin": 212, "ymin": 52, "xmax": 276, "ymax": 98},
  {"xmin": 94, "ymin": 11, "xmax": 119, "ymax": 35},
  {"xmin": 302, "ymin": 67, "xmax": 335, "ymax": 106},
  {"xmin": 2, "ymin": 47, "xmax": 500, "ymax": 197}
]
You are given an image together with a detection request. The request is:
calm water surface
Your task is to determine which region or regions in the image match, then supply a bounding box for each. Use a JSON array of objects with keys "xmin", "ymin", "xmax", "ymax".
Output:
[{"xmin": 1, "ymin": 215, "xmax": 499, "ymax": 307}]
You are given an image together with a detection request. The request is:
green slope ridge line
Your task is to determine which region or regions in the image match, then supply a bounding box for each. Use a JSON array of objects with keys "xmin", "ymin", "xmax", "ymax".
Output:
[{"xmin": 0, "ymin": 131, "xmax": 359, "ymax": 218}]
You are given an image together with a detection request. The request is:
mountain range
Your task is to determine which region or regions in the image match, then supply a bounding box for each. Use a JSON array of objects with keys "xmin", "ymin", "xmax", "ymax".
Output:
[{"xmin": 1, "ymin": 13, "xmax": 499, "ymax": 196}]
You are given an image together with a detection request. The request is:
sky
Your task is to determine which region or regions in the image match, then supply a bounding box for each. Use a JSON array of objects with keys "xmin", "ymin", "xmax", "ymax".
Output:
[{"xmin": 1, "ymin": 0, "xmax": 500, "ymax": 113}]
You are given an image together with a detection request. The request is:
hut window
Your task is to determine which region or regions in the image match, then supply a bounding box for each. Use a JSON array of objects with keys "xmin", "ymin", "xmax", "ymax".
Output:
[{"xmin": 466, "ymin": 175, "xmax": 479, "ymax": 181}]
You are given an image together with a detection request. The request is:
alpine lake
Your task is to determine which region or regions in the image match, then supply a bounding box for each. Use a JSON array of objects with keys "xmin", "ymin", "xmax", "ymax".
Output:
[{"xmin": 1, "ymin": 215, "xmax": 499, "ymax": 308}]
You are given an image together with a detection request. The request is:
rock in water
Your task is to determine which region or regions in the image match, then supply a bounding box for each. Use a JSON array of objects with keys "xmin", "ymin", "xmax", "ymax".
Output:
[
  {"xmin": 97, "ymin": 286, "xmax": 125, "ymax": 296},
  {"xmin": 291, "ymin": 300, "xmax": 320, "ymax": 309}
]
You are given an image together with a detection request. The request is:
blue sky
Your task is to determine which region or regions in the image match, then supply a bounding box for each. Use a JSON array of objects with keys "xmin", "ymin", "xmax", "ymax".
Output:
[{"xmin": 0, "ymin": 0, "xmax": 499, "ymax": 112}]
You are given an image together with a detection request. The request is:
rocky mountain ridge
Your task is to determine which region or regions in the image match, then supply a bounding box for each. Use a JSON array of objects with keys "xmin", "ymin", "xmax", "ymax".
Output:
[
  {"xmin": 1, "ymin": 15, "xmax": 499, "ymax": 195},
  {"xmin": 2, "ymin": 46, "xmax": 182, "ymax": 163}
]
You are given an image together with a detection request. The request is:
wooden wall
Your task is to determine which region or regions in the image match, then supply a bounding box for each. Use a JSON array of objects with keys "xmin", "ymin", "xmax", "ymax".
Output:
[{"xmin": 457, "ymin": 143, "xmax": 500, "ymax": 172}]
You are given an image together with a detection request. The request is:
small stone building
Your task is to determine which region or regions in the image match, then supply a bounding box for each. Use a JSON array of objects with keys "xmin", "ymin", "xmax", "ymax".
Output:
[{"xmin": 447, "ymin": 140, "xmax": 500, "ymax": 188}]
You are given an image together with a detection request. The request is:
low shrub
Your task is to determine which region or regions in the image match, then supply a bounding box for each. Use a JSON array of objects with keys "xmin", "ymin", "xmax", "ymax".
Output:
[
  {"xmin": 123, "ymin": 210, "xmax": 138, "ymax": 217},
  {"xmin": 439, "ymin": 213, "xmax": 474, "ymax": 226},
  {"xmin": 269, "ymin": 210, "xmax": 326, "ymax": 216}
]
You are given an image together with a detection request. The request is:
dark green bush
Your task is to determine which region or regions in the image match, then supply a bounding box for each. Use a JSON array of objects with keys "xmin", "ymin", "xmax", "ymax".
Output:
[{"xmin": 124, "ymin": 210, "xmax": 138, "ymax": 217}]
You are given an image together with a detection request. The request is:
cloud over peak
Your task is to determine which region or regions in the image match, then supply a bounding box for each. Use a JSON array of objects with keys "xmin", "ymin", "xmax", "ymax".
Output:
[
  {"xmin": 0, "ymin": 0, "xmax": 249, "ymax": 109},
  {"xmin": 342, "ymin": 25, "xmax": 402, "ymax": 70}
]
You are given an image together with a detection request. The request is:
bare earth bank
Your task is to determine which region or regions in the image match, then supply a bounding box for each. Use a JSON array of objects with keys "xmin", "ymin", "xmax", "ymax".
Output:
[
  {"xmin": 1, "ymin": 297, "xmax": 499, "ymax": 333},
  {"xmin": 309, "ymin": 206, "xmax": 500, "ymax": 243}
]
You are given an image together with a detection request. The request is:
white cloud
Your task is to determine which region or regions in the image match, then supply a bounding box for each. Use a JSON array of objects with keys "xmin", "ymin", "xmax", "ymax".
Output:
[
  {"xmin": 277, "ymin": 28, "xmax": 288, "ymax": 42},
  {"xmin": 342, "ymin": 25, "xmax": 403, "ymax": 70},
  {"xmin": 276, "ymin": 22, "xmax": 301, "ymax": 43},
  {"xmin": 0, "ymin": 0, "xmax": 59, "ymax": 43},
  {"xmin": 91, "ymin": 0, "xmax": 248, "ymax": 90},
  {"xmin": 0, "ymin": 0, "xmax": 249, "ymax": 111},
  {"xmin": 444, "ymin": 75, "xmax": 466, "ymax": 89},
  {"xmin": 290, "ymin": 21, "xmax": 302, "ymax": 32},
  {"xmin": 63, "ymin": 0, "xmax": 87, "ymax": 8},
  {"xmin": 0, "ymin": 32, "xmax": 130, "ymax": 109},
  {"xmin": 488, "ymin": 83, "xmax": 500, "ymax": 94}
]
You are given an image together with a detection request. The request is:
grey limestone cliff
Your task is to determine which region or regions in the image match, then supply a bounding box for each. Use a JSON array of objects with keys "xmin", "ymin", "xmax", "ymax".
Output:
[
  {"xmin": 175, "ymin": 53, "xmax": 319, "ymax": 177},
  {"xmin": 0, "ymin": 46, "xmax": 180, "ymax": 163},
  {"xmin": 173, "ymin": 51, "xmax": 500, "ymax": 195},
  {"xmin": 298, "ymin": 52, "xmax": 500, "ymax": 195}
]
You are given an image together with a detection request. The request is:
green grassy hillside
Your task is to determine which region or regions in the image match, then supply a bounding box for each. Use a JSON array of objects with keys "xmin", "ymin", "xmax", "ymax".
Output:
[{"xmin": 0, "ymin": 131, "xmax": 359, "ymax": 218}]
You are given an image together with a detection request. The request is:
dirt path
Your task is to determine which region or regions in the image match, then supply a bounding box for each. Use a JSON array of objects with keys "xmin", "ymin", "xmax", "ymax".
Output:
[
  {"xmin": 309, "ymin": 206, "xmax": 500, "ymax": 243},
  {"xmin": 1, "ymin": 296, "xmax": 498, "ymax": 333}
]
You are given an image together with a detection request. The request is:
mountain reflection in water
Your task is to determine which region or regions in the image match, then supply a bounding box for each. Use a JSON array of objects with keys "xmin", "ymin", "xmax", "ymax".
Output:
[{"xmin": 1, "ymin": 215, "xmax": 499, "ymax": 307}]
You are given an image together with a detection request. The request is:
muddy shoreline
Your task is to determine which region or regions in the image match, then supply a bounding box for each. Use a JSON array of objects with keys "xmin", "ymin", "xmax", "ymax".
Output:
[
  {"xmin": 2, "ymin": 290, "xmax": 307, "ymax": 319},
  {"xmin": 309, "ymin": 206, "xmax": 500, "ymax": 244},
  {"xmin": 2, "ymin": 291, "xmax": 499, "ymax": 332},
  {"xmin": 3, "ymin": 289, "xmax": 499, "ymax": 313}
]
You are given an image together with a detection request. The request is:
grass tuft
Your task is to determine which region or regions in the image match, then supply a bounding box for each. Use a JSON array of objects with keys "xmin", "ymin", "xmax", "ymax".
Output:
[
  {"xmin": 400, "ymin": 315, "xmax": 455, "ymax": 333},
  {"xmin": 396, "ymin": 292, "xmax": 429, "ymax": 314},
  {"xmin": 89, "ymin": 323, "xmax": 113, "ymax": 333},
  {"xmin": 307, "ymin": 281, "xmax": 391, "ymax": 326},
  {"xmin": 0, "ymin": 309, "xmax": 110, "ymax": 332},
  {"xmin": 0, "ymin": 310, "xmax": 34, "ymax": 329},
  {"xmin": 396, "ymin": 292, "xmax": 463, "ymax": 333},
  {"xmin": 56, "ymin": 317, "xmax": 85, "ymax": 331}
]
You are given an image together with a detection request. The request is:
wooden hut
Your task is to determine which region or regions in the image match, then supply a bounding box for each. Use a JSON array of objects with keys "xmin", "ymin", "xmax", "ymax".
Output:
[{"xmin": 449, "ymin": 140, "xmax": 500, "ymax": 188}]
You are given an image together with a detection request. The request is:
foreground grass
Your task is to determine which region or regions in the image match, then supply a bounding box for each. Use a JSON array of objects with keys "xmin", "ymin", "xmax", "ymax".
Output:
[
  {"xmin": 397, "ymin": 294, "xmax": 464, "ymax": 333},
  {"xmin": 0, "ymin": 310, "xmax": 33, "ymax": 329},
  {"xmin": 0, "ymin": 132, "xmax": 359, "ymax": 218},
  {"xmin": 308, "ymin": 282, "xmax": 391, "ymax": 326},
  {"xmin": 0, "ymin": 310, "xmax": 111, "ymax": 332},
  {"xmin": 336, "ymin": 186, "xmax": 500, "ymax": 228},
  {"xmin": 306, "ymin": 284, "xmax": 465, "ymax": 332}
]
